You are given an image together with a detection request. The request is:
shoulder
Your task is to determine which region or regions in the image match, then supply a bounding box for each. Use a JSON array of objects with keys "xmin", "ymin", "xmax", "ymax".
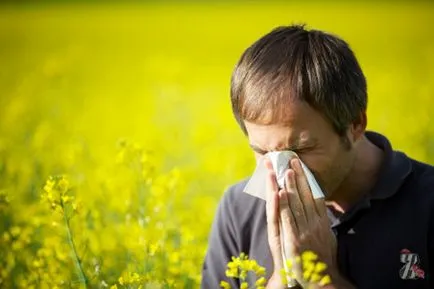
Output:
[
  {"xmin": 218, "ymin": 177, "xmax": 266, "ymax": 225},
  {"xmin": 220, "ymin": 177, "xmax": 265, "ymax": 207},
  {"xmin": 407, "ymin": 157, "xmax": 434, "ymax": 192},
  {"xmin": 401, "ymin": 156, "xmax": 434, "ymax": 212}
]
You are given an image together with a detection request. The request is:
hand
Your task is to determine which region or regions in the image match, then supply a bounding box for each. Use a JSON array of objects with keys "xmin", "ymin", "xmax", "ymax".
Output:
[{"xmin": 265, "ymin": 157, "xmax": 340, "ymax": 288}]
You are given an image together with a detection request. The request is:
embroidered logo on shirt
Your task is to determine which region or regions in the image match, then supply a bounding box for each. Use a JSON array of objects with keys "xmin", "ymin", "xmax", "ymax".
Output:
[{"xmin": 399, "ymin": 248, "xmax": 425, "ymax": 280}]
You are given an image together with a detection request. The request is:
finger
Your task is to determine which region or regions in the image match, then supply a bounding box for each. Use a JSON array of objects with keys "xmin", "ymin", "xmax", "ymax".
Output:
[
  {"xmin": 285, "ymin": 169, "xmax": 308, "ymax": 231},
  {"xmin": 266, "ymin": 170, "xmax": 279, "ymax": 223},
  {"xmin": 314, "ymin": 197, "xmax": 328, "ymax": 219},
  {"xmin": 291, "ymin": 158, "xmax": 317, "ymax": 218},
  {"xmin": 265, "ymin": 159, "xmax": 279, "ymax": 204},
  {"xmin": 266, "ymin": 175, "xmax": 284, "ymax": 270},
  {"xmin": 264, "ymin": 157, "xmax": 274, "ymax": 172},
  {"xmin": 278, "ymin": 189, "xmax": 299, "ymax": 257}
]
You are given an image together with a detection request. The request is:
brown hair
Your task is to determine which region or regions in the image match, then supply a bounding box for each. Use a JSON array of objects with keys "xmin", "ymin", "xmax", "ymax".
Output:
[{"xmin": 230, "ymin": 24, "xmax": 367, "ymax": 137}]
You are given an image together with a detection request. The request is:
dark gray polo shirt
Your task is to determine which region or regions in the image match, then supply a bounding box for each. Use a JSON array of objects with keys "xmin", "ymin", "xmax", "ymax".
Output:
[{"xmin": 201, "ymin": 131, "xmax": 434, "ymax": 288}]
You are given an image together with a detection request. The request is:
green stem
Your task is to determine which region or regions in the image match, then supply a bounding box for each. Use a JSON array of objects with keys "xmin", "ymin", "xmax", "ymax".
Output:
[{"xmin": 63, "ymin": 209, "xmax": 88, "ymax": 287}]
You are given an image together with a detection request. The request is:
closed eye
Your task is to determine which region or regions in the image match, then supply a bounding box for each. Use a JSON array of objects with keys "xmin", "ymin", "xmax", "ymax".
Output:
[
  {"xmin": 249, "ymin": 144, "xmax": 268, "ymax": 155},
  {"xmin": 291, "ymin": 146, "xmax": 315, "ymax": 154}
]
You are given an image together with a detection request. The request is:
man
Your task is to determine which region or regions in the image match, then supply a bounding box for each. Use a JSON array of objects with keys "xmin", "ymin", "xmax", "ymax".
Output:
[{"xmin": 201, "ymin": 24, "xmax": 434, "ymax": 288}]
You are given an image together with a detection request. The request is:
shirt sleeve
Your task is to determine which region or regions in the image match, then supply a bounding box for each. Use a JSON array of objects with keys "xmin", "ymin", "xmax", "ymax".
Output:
[{"xmin": 201, "ymin": 188, "xmax": 241, "ymax": 289}]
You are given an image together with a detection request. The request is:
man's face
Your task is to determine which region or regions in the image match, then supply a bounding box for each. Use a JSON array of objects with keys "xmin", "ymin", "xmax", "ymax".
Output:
[{"xmin": 244, "ymin": 100, "xmax": 357, "ymax": 197}]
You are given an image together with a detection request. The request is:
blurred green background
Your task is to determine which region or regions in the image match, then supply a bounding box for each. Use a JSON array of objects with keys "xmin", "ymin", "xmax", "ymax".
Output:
[{"xmin": 1, "ymin": 1, "xmax": 434, "ymax": 288}]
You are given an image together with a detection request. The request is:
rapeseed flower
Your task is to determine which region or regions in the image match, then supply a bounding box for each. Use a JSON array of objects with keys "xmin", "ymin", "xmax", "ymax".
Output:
[{"xmin": 222, "ymin": 253, "xmax": 267, "ymax": 288}]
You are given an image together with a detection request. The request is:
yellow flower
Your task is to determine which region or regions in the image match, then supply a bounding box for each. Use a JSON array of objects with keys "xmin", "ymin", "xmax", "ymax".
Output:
[
  {"xmin": 57, "ymin": 177, "xmax": 70, "ymax": 194},
  {"xmin": 225, "ymin": 268, "xmax": 238, "ymax": 278},
  {"xmin": 303, "ymin": 268, "xmax": 313, "ymax": 281},
  {"xmin": 303, "ymin": 261, "xmax": 315, "ymax": 273},
  {"xmin": 43, "ymin": 178, "xmax": 55, "ymax": 193},
  {"xmin": 239, "ymin": 270, "xmax": 247, "ymax": 280},
  {"xmin": 310, "ymin": 273, "xmax": 322, "ymax": 283},
  {"xmin": 131, "ymin": 272, "xmax": 140, "ymax": 282},
  {"xmin": 255, "ymin": 277, "xmax": 266, "ymax": 287},
  {"xmin": 240, "ymin": 281, "xmax": 248, "ymax": 289},
  {"xmin": 254, "ymin": 266, "xmax": 266, "ymax": 276},
  {"xmin": 61, "ymin": 195, "xmax": 72, "ymax": 204},
  {"xmin": 281, "ymin": 251, "xmax": 332, "ymax": 287},
  {"xmin": 301, "ymin": 250, "xmax": 318, "ymax": 262},
  {"xmin": 149, "ymin": 243, "xmax": 159, "ymax": 255},
  {"xmin": 314, "ymin": 261, "xmax": 327, "ymax": 273},
  {"xmin": 220, "ymin": 280, "xmax": 231, "ymax": 289},
  {"xmin": 228, "ymin": 260, "xmax": 238, "ymax": 269},
  {"xmin": 319, "ymin": 275, "xmax": 332, "ymax": 286},
  {"xmin": 118, "ymin": 276, "xmax": 124, "ymax": 285},
  {"xmin": 223, "ymin": 253, "xmax": 267, "ymax": 287}
]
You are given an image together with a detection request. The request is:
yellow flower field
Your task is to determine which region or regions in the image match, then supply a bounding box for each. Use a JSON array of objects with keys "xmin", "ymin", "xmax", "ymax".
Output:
[{"xmin": 0, "ymin": 2, "xmax": 433, "ymax": 288}]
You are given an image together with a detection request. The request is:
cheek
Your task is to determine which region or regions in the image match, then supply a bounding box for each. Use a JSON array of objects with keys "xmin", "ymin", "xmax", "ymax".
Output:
[
  {"xmin": 321, "ymin": 150, "xmax": 354, "ymax": 190},
  {"xmin": 298, "ymin": 153, "xmax": 331, "ymax": 176},
  {"xmin": 298, "ymin": 149, "xmax": 343, "ymax": 189}
]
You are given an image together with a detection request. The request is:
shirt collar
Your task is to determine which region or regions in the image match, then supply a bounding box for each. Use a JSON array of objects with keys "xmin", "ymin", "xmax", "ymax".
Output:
[{"xmin": 365, "ymin": 131, "xmax": 412, "ymax": 200}]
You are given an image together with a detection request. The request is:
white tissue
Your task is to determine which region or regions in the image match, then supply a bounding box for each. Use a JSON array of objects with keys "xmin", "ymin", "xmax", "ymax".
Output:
[
  {"xmin": 267, "ymin": 151, "xmax": 291, "ymax": 189},
  {"xmin": 243, "ymin": 151, "xmax": 324, "ymax": 200}
]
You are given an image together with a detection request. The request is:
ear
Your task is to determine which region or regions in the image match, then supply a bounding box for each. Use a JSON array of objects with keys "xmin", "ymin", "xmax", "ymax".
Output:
[{"xmin": 349, "ymin": 111, "xmax": 367, "ymax": 142}]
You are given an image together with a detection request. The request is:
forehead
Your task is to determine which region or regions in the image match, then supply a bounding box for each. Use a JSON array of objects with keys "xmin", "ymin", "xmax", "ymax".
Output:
[{"xmin": 244, "ymin": 101, "xmax": 333, "ymax": 150}]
